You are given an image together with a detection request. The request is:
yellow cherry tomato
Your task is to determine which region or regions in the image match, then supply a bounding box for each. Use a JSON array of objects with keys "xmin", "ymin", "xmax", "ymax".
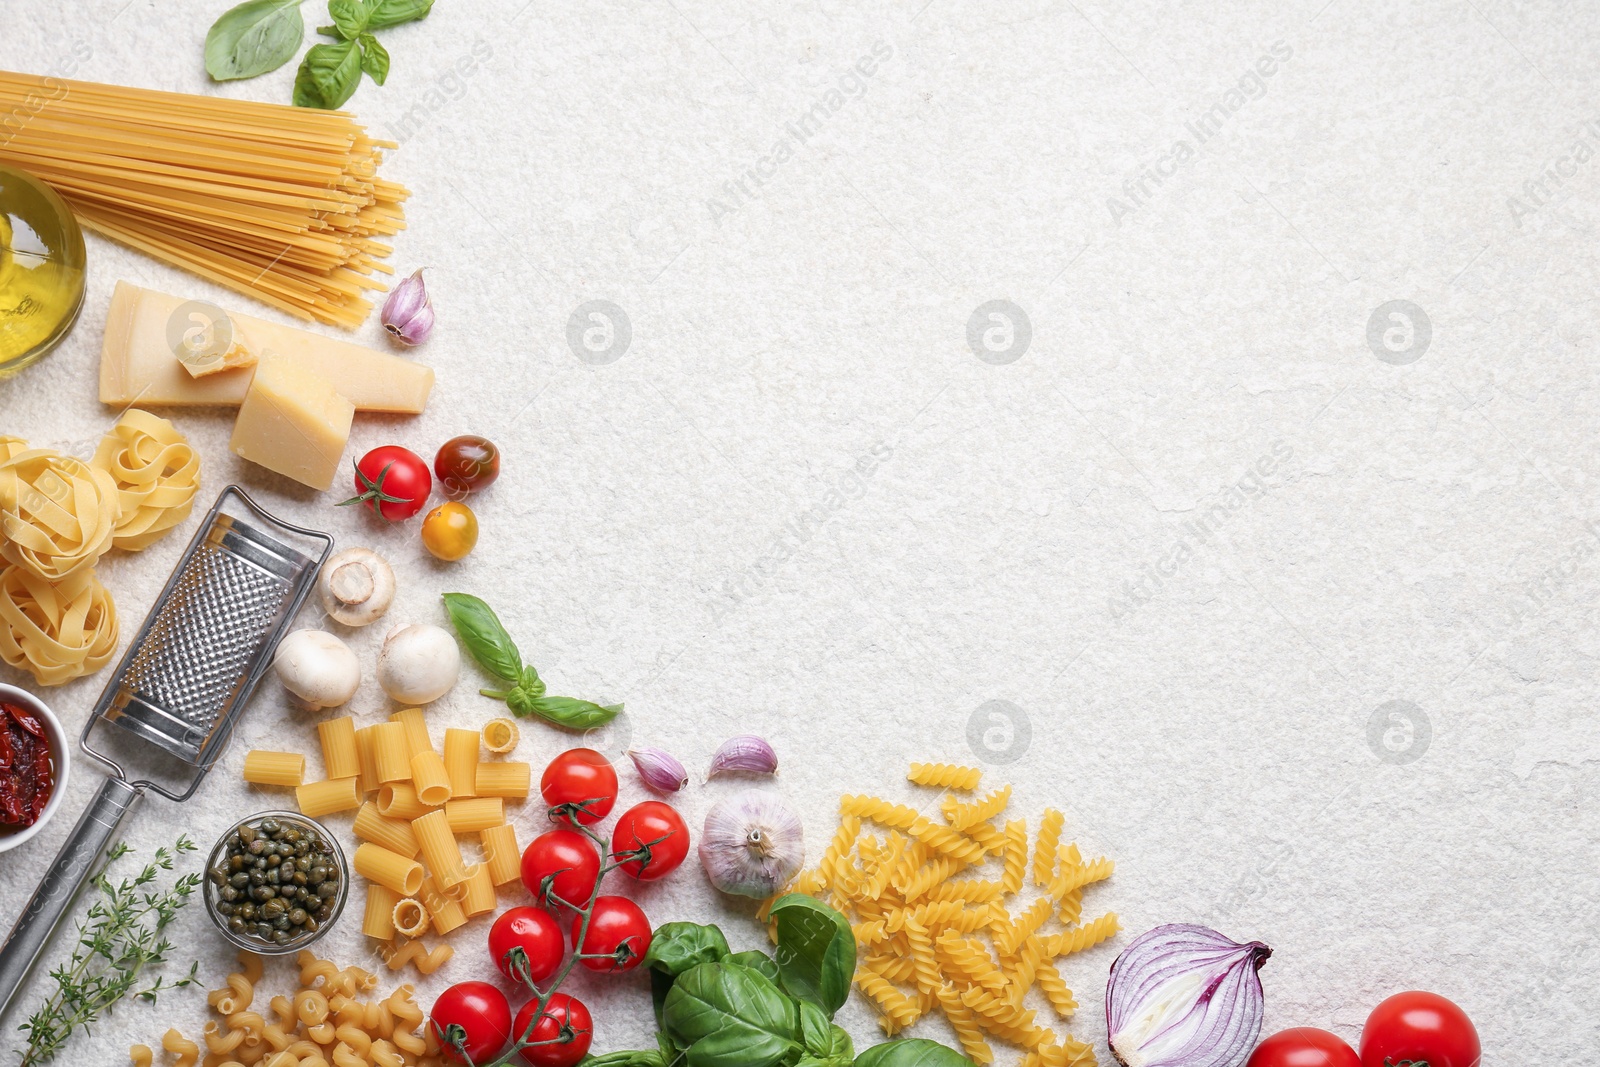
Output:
[{"xmin": 421, "ymin": 501, "xmax": 478, "ymax": 561}]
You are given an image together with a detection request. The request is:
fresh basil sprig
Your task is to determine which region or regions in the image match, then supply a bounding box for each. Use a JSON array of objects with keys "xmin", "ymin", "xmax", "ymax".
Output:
[
  {"xmin": 205, "ymin": 0, "xmax": 306, "ymax": 81},
  {"xmin": 205, "ymin": 0, "xmax": 432, "ymax": 107},
  {"xmin": 441, "ymin": 592, "xmax": 622, "ymax": 730}
]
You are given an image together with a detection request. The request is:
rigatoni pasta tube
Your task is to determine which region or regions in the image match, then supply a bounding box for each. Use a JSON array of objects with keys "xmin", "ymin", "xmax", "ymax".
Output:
[
  {"xmin": 409, "ymin": 750, "xmax": 452, "ymax": 807},
  {"xmin": 442, "ymin": 729, "xmax": 478, "ymax": 798},
  {"xmin": 354, "ymin": 725, "xmax": 380, "ymax": 795},
  {"xmin": 371, "ymin": 722, "xmax": 410, "ymax": 784},
  {"xmin": 444, "ymin": 797, "xmax": 503, "ymax": 834},
  {"xmin": 482, "ymin": 718, "xmax": 518, "ymax": 754},
  {"xmin": 418, "ymin": 876, "xmax": 466, "ymax": 935},
  {"xmin": 353, "ymin": 843, "xmax": 424, "ymax": 896},
  {"xmin": 295, "ymin": 777, "xmax": 360, "ymax": 819},
  {"xmin": 362, "ymin": 883, "xmax": 399, "ymax": 939},
  {"xmin": 317, "ymin": 717, "xmax": 359, "ymax": 781},
  {"xmin": 411, "ymin": 809, "xmax": 468, "ymax": 889},
  {"xmin": 353, "ymin": 802, "xmax": 419, "ymax": 857},
  {"xmin": 391, "ymin": 898, "xmax": 429, "ymax": 938},
  {"xmin": 391, "ymin": 707, "xmax": 432, "ymax": 759},
  {"xmin": 376, "ymin": 782, "xmax": 435, "ymax": 821},
  {"xmin": 480, "ymin": 824, "xmax": 520, "ymax": 885},
  {"xmin": 459, "ymin": 864, "xmax": 495, "ymax": 917},
  {"xmin": 474, "ymin": 761, "xmax": 530, "ymax": 799},
  {"xmin": 243, "ymin": 751, "xmax": 305, "ymax": 787}
]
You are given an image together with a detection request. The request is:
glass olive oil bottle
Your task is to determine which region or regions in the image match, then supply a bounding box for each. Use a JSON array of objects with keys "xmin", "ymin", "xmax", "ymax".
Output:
[{"xmin": 0, "ymin": 166, "xmax": 86, "ymax": 377}]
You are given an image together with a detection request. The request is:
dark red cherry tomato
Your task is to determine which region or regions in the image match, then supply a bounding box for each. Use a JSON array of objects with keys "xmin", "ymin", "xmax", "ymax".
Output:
[
  {"xmin": 1247, "ymin": 1028, "xmax": 1362, "ymax": 1067},
  {"xmin": 340, "ymin": 445, "xmax": 432, "ymax": 521},
  {"xmin": 429, "ymin": 981, "xmax": 511, "ymax": 1064},
  {"xmin": 570, "ymin": 895, "xmax": 651, "ymax": 972},
  {"xmin": 1360, "ymin": 991, "xmax": 1480, "ymax": 1067},
  {"xmin": 610, "ymin": 800, "xmax": 689, "ymax": 880},
  {"xmin": 488, "ymin": 906, "xmax": 565, "ymax": 986},
  {"xmin": 540, "ymin": 748, "xmax": 617, "ymax": 826},
  {"xmin": 435, "ymin": 435, "xmax": 501, "ymax": 499},
  {"xmin": 512, "ymin": 992, "xmax": 591, "ymax": 1067},
  {"xmin": 520, "ymin": 829, "xmax": 601, "ymax": 910}
]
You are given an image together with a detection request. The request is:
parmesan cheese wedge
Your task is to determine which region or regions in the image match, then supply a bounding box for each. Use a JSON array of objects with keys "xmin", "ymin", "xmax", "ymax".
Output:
[
  {"xmin": 229, "ymin": 355, "xmax": 355, "ymax": 491},
  {"xmin": 100, "ymin": 281, "xmax": 433, "ymax": 413}
]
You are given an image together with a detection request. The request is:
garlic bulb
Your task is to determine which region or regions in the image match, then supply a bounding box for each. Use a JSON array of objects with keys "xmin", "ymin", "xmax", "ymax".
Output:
[
  {"xmin": 317, "ymin": 547, "xmax": 395, "ymax": 627},
  {"xmin": 699, "ymin": 790, "xmax": 804, "ymax": 899}
]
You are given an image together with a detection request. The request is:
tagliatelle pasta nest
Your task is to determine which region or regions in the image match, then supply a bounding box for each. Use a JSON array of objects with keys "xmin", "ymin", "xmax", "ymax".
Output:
[
  {"xmin": 0, "ymin": 563, "xmax": 118, "ymax": 685},
  {"xmin": 0, "ymin": 447, "xmax": 119, "ymax": 583},
  {"xmin": 780, "ymin": 765, "xmax": 1119, "ymax": 1067},
  {"xmin": 92, "ymin": 409, "xmax": 201, "ymax": 551}
]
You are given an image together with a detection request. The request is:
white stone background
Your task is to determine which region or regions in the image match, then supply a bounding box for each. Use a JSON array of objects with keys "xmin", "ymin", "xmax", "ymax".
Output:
[{"xmin": 2, "ymin": 0, "xmax": 1597, "ymax": 1062}]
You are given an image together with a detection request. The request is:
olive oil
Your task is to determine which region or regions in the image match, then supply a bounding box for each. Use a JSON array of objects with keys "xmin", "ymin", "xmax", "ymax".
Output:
[{"xmin": 0, "ymin": 166, "xmax": 86, "ymax": 377}]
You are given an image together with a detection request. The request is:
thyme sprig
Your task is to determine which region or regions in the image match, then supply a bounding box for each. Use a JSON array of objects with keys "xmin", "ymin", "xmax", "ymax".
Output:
[{"xmin": 16, "ymin": 836, "xmax": 203, "ymax": 1067}]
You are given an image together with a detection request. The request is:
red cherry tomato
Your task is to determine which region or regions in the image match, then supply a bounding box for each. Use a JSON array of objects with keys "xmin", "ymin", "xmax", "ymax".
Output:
[
  {"xmin": 489, "ymin": 906, "xmax": 565, "ymax": 986},
  {"xmin": 435, "ymin": 435, "xmax": 501, "ymax": 498},
  {"xmin": 520, "ymin": 829, "xmax": 601, "ymax": 910},
  {"xmin": 429, "ymin": 981, "xmax": 511, "ymax": 1064},
  {"xmin": 540, "ymin": 748, "xmax": 617, "ymax": 826},
  {"xmin": 341, "ymin": 445, "xmax": 432, "ymax": 521},
  {"xmin": 1360, "ymin": 991, "xmax": 1480, "ymax": 1067},
  {"xmin": 570, "ymin": 895, "xmax": 651, "ymax": 972},
  {"xmin": 511, "ymin": 992, "xmax": 592, "ymax": 1067},
  {"xmin": 1248, "ymin": 1028, "xmax": 1362, "ymax": 1067},
  {"xmin": 610, "ymin": 800, "xmax": 690, "ymax": 880}
]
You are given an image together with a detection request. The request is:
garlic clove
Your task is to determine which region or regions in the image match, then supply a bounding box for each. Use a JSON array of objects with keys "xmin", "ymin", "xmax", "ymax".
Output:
[
  {"xmin": 381, "ymin": 268, "xmax": 433, "ymax": 346},
  {"xmin": 317, "ymin": 547, "xmax": 396, "ymax": 627},
  {"xmin": 708, "ymin": 735, "xmax": 778, "ymax": 779},
  {"xmin": 698, "ymin": 790, "xmax": 804, "ymax": 899},
  {"xmin": 628, "ymin": 747, "xmax": 689, "ymax": 793}
]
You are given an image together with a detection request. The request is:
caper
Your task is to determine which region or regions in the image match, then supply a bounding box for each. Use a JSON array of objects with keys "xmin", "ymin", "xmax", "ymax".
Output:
[
  {"xmin": 289, "ymin": 907, "xmax": 308, "ymax": 925},
  {"xmin": 260, "ymin": 818, "xmax": 280, "ymax": 835},
  {"xmin": 238, "ymin": 824, "xmax": 255, "ymax": 844},
  {"xmin": 228, "ymin": 917, "xmax": 246, "ymax": 934},
  {"xmin": 229, "ymin": 871, "xmax": 249, "ymax": 888}
]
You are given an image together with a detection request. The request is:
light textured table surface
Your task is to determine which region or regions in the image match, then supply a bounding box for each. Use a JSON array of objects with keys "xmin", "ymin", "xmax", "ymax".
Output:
[{"xmin": 3, "ymin": 0, "xmax": 1597, "ymax": 1062}]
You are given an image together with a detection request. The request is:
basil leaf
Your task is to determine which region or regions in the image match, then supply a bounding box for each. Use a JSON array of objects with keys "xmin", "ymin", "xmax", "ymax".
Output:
[
  {"xmin": 359, "ymin": 33, "xmax": 389, "ymax": 84},
  {"xmin": 366, "ymin": 0, "xmax": 434, "ymax": 29},
  {"xmin": 728, "ymin": 950, "xmax": 779, "ymax": 983},
  {"xmin": 795, "ymin": 1018, "xmax": 852, "ymax": 1067},
  {"xmin": 645, "ymin": 923, "xmax": 731, "ymax": 977},
  {"xmin": 205, "ymin": 0, "xmax": 305, "ymax": 81},
  {"xmin": 663, "ymin": 961, "xmax": 801, "ymax": 1067},
  {"xmin": 582, "ymin": 1053, "xmax": 665, "ymax": 1067},
  {"xmin": 851, "ymin": 1040, "xmax": 974, "ymax": 1067},
  {"xmin": 326, "ymin": 0, "xmax": 373, "ymax": 39},
  {"xmin": 798, "ymin": 1001, "xmax": 831, "ymax": 1053},
  {"xmin": 769, "ymin": 894, "xmax": 857, "ymax": 1017},
  {"xmin": 293, "ymin": 39, "xmax": 363, "ymax": 108},
  {"xmin": 442, "ymin": 593, "xmax": 523, "ymax": 683},
  {"xmin": 526, "ymin": 696, "xmax": 621, "ymax": 730},
  {"xmin": 520, "ymin": 665, "xmax": 547, "ymax": 698}
]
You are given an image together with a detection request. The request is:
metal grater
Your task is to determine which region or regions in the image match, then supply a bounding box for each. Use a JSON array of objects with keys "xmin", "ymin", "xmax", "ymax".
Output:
[{"xmin": 0, "ymin": 486, "xmax": 332, "ymax": 1022}]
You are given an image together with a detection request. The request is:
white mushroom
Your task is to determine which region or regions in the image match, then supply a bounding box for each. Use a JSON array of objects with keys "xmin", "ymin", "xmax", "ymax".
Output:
[
  {"xmin": 317, "ymin": 548, "xmax": 395, "ymax": 627},
  {"xmin": 376, "ymin": 623, "xmax": 460, "ymax": 704},
  {"xmin": 274, "ymin": 629, "xmax": 361, "ymax": 709}
]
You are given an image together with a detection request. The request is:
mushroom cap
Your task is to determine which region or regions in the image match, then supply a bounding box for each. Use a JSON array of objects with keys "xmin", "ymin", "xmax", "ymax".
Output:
[
  {"xmin": 274, "ymin": 629, "xmax": 361, "ymax": 708},
  {"xmin": 317, "ymin": 547, "xmax": 396, "ymax": 627}
]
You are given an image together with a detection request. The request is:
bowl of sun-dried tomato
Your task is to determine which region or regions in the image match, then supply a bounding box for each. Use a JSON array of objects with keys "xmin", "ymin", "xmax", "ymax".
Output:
[{"xmin": 0, "ymin": 684, "xmax": 69, "ymax": 852}]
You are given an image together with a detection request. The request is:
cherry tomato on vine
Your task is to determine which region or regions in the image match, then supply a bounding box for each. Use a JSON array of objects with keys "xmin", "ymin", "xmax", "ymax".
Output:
[
  {"xmin": 520, "ymin": 829, "xmax": 600, "ymax": 910},
  {"xmin": 610, "ymin": 800, "xmax": 689, "ymax": 880},
  {"xmin": 1247, "ymin": 1028, "xmax": 1362, "ymax": 1067},
  {"xmin": 512, "ymin": 992, "xmax": 592, "ymax": 1067},
  {"xmin": 435, "ymin": 435, "xmax": 501, "ymax": 498},
  {"xmin": 540, "ymin": 748, "xmax": 617, "ymax": 826},
  {"xmin": 421, "ymin": 501, "xmax": 479, "ymax": 561},
  {"xmin": 571, "ymin": 895, "xmax": 651, "ymax": 972},
  {"xmin": 430, "ymin": 981, "xmax": 511, "ymax": 1065},
  {"xmin": 489, "ymin": 906, "xmax": 565, "ymax": 986},
  {"xmin": 340, "ymin": 445, "xmax": 432, "ymax": 521},
  {"xmin": 1360, "ymin": 991, "xmax": 1480, "ymax": 1067}
]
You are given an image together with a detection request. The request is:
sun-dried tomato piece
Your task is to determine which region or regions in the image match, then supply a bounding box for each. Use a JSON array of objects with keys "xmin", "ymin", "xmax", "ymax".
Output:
[{"xmin": 0, "ymin": 702, "xmax": 52, "ymax": 828}]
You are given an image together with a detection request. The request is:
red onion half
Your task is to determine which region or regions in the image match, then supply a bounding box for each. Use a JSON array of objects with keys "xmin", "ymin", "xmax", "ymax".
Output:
[{"xmin": 1105, "ymin": 923, "xmax": 1272, "ymax": 1067}]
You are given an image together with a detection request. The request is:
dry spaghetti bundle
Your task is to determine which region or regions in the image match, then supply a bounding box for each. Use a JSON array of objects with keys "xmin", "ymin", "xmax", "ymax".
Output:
[{"xmin": 0, "ymin": 70, "xmax": 407, "ymax": 326}]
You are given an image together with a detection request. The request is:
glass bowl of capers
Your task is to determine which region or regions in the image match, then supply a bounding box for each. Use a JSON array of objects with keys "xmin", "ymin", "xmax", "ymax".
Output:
[{"xmin": 204, "ymin": 811, "xmax": 348, "ymax": 954}]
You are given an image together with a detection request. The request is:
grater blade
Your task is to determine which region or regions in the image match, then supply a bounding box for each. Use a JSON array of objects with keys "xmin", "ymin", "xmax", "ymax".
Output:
[{"xmin": 82, "ymin": 486, "xmax": 331, "ymax": 797}]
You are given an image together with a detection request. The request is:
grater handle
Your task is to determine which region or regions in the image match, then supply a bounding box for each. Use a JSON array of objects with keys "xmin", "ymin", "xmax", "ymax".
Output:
[{"xmin": 0, "ymin": 776, "xmax": 143, "ymax": 1024}]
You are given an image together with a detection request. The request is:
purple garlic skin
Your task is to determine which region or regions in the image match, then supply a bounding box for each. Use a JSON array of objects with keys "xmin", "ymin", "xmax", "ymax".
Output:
[
  {"xmin": 628, "ymin": 746, "xmax": 689, "ymax": 793},
  {"xmin": 382, "ymin": 268, "xmax": 433, "ymax": 345},
  {"xmin": 708, "ymin": 734, "xmax": 778, "ymax": 778}
]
